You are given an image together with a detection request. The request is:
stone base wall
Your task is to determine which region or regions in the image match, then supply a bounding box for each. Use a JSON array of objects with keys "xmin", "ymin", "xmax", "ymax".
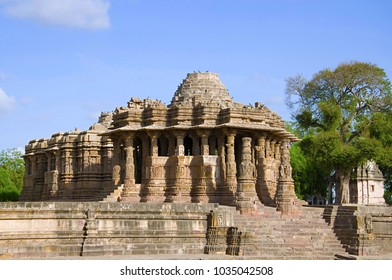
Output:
[
  {"xmin": 0, "ymin": 202, "xmax": 221, "ymax": 258},
  {"xmin": 323, "ymin": 205, "xmax": 392, "ymax": 256}
]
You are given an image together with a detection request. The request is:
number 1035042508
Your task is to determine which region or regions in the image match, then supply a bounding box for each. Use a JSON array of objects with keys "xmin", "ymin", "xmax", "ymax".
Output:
[{"xmin": 213, "ymin": 266, "xmax": 273, "ymax": 276}]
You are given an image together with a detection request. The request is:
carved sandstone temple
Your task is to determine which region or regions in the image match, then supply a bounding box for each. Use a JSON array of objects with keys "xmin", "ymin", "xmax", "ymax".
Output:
[{"xmin": 20, "ymin": 72, "xmax": 300, "ymax": 215}]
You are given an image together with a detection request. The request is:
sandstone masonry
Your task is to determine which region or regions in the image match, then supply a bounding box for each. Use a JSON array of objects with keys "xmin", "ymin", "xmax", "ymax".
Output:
[{"xmin": 20, "ymin": 72, "xmax": 300, "ymax": 215}]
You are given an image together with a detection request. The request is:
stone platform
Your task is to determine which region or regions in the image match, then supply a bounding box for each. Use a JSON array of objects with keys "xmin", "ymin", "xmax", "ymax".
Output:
[{"xmin": 1, "ymin": 202, "xmax": 391, "ymax": 260}]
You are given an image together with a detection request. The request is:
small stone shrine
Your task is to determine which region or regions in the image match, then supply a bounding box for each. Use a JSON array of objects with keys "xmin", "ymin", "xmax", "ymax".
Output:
[
  {"xmin": 349, "ymin": 161, "xmax": 386, "ymax": 205},
  {"xmin": 20, "ymin": 72, "xmax": 300, "ymax": 215}
]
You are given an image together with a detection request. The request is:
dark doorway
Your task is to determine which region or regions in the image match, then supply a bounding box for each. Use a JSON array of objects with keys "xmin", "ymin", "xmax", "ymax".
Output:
[
  {"xmin": 134, "ymin": 137, "xmax": 143, "ymax": 184},
  {"xmin": 184, "ymin": 135, "xmax": 193, "ymax": 156},
  {"xmin": 158, "ymin": 134, "xmax": 169, "ymax": 156}
]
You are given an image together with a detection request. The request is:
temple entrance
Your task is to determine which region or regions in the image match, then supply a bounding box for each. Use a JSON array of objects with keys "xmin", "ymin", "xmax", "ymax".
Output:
[
  {"xmin": 235, "ymin": 135, "xmax": 242, "ymax": 176},
  {"xmin": 134, "ymin": 137, "xmax": 143, "ymax": 184},
  {"xmin": 184, "ymin": 135, "xmax": 193, "ymax": 156},
  {"xmin": 158, "ymin": 134, "xmax": 169, "ymax": 156}
]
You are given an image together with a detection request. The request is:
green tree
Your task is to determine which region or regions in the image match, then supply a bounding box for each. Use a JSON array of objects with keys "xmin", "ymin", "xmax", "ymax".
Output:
[
  {"xmin": 369, "ymin": 112, "xmax": 392, "ymax": 204},
  {"xmin": 287, "ymin": 122, "xmax": 330, "ymax": 201},
  {"xmin": 0, "ymin": 148, "xmax": 25, "ymax": 201},
  {"xmin": 286, "ymin": 62, "xmax": 392, "ymax": 204}
]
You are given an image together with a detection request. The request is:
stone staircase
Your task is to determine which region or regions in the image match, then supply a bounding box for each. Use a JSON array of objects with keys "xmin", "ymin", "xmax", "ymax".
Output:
[
  {"xmin": 225, "ymin": 205, "xmax": 350, "ymax": 259},
  {"xmin": 101, "ymin": 185, "xmax": 124, "ymax": 202},
  {"xmin": 84, "ymin": 184, "xmax": 124, "ymax": 202}
]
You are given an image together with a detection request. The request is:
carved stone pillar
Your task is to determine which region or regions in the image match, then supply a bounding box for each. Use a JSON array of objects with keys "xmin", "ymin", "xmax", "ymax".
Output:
[
  {"xmin": 225, "ymin": 132, "xmax": 237, "ymax": 206},
  {"xmin": 141, "ymin": 131, "xmax": 165, "ymax": 202},
  {"xmin": 43, "ymin": 151, "xmax": 59, "ymax": 200},
  {"xmin": 259, "ymin": 137, "xmax": 278, "ymax": 206},
  {"xmin": 200, "ymin": 131, "xmax": 210, "ymax": 156},
  {"xmin": 123, "ymin": 136, "xmax": 135, "ymax": 189},
  {"xmin": 270, "ymin": 140, "xmax": 276, "ymax": 159},
  {"xmin": 192, "ymin": 130, "xmax": 210, "ymax": 203},
  {"xmin": 166, "ymin": 131, "xmax": 190, "ymax": 202},
  {"xmin": 53, "ymin": 150, "xmax": 60, "ymax": 196},
  {"xmin": 102, "ymin": 141, "xmax": 113, "ymax": 174},
  {"xmin": 218, "ymin": 136, "xmax": 226, "ymax": 182},
  {"xmin": 276, "ymin": 139, "xmax": 301, "ymax": 216},
  {"xmin": 33, "ymin": 155, "xmax": 47, "ymax": 200},
  {"xmin": 275, "ymin": 142, "xmax": 281, "ymax": 161},
  {"xmin": 255, "ymin": 135, "xmax": 266, "ymax": 204},
  {"xmin": 236, "ymin": 137, "xmax": 260, "ymax": 215},
  {"xmin": 150, "ymin": 133, "xmax": 158, "ymax": 157},
  {"xmin": 265, "ymin": 138, "xmax": 271, "ymax": 158},
  {"xmin": 175, "ymin": 133, "xmax": 184, "ymax": 156},
  {"xmin": 121, "ymin": 134, "xmax": 139, "ymax": 202},
  {"xmin": 214, "ymin": 136, "xmax": 227, "ymax": 204},
  {"xmin": 112, "ymin": 137, "xmax": 121, "ymax": 186}
]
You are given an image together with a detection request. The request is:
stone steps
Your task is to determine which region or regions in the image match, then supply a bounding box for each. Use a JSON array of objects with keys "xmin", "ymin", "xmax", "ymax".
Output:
[
  {"xmin": 224, "ymin": 206, "xmax": 349, "ymax": 259},
  {"xmin": 101, "ymin": 185, "xmax": 124, "ymax": 202},
  {"xmin": 84, "ymin": 184, "xmax": 125, "ymax": 202}
]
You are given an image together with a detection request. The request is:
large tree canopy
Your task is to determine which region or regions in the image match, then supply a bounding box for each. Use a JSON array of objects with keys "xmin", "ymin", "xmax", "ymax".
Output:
[
  {"xmin": 0, "ymin": 148, "xmax": 25, "ymax": 201},
  {"xmin": 286, "ymin": 62, "xmax": 392, "ymax": 204}
]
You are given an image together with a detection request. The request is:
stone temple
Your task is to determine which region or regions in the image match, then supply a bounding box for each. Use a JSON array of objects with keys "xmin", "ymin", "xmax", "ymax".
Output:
[
  {"xmin": 1, "ymin": 72, "xmax": 391, "ymax": 259},
  {"xmin": 20, "ymin": 72, "xmax": 300, "ymax": 215}
]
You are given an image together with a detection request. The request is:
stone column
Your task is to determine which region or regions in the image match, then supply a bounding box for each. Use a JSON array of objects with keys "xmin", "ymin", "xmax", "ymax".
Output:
[
  {"xmin": 175, "ymin": 133, "xmax": 185, "ymax": 156},
  {"xmin": 218, "ymin": 136, "xmax": 226, "ymax": 182},
  {"xmin": 34, "ymin": 155, "xmax": 47, "ymax": 200},
  {"xmin": 141, "ymin": 131, "xmax": 165, "ymax": 202},
  {"xmin": 166, "ymin": 131, "xmax": 189, "ymax": 202},
  {"xmin": 43, "ymin": 151, "xmax": 59, "ymax": 200},
  {"xmin": 192, "ymin": 130, "xmax": 210, "ymax": 203},
  {"xmin": 276, "ymin": 139, "xmax": 301, "ymax": 216},
  {"xmin": 259, "ymin": 137, "xmax": 278, "ymax": 206},
  {"xmin": 102, "ymin": 141, "xmax": 113, "ymax": 174},
  {"xmin": 236, "ymin": 137, "xmax": 260, "ymax": 215},
  {"xmin": 111, "ymin": 137, "xmax": 121, "ymax": 186},
  {"xmin": 52, "ymin": 150, "xmax": 60, "ymax": 197},
  {"xmin": 46, "ymin": 152, "xmax": 51, "ymax": 172},
  {"xmin": 225, "ymin": 132, "xmax": 237, "ymax": 206},
  {"xmin": 265, "ymin": 138, "xmax": 271, "ymax": 158},
  {"xmin": 200, "ymin": 131, "xmax": 210, "ymax": 156},
  {"xmin": 21, "ymin": 156, "xmax": 35, "ymax": 201},
  {"xmin": 270, "ymin": 140, "xmax": 276, "ymax": 159},
  {"xmin": 255, "ymin": 135, "xmax": 266, "ymax": 204},
  {"xmin": 150, "ymin": 133, "xmax": 158, "ymax": 157},
  {"xmin": 123, "ymin": 135, "xmax": 135, "ymax": 189},
  {"xmin": 214, "ymin": 136, "xmax": 227, "ymax": 204},
  {"xmin": 121, "ymin": 134, "xmax": 139, "ymax": 202},
  {"xmin": 58, "ymin": 148, "xmax": 72, "ymax": 200},
  {"xmin": 274, "ymin": 142, "xmax": 281, "ymax": 159}
]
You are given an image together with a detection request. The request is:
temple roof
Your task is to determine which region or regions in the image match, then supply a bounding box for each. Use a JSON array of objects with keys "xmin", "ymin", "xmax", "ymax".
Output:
[{"xmin": 170, "ymin": 72, "xmax": 233, "ymax": 108}]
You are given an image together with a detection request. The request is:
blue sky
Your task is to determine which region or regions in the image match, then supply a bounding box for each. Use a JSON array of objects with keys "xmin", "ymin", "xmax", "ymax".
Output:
[{"xmin": 1, "ymin": 0, "xmax": 391, "ymax": 152}]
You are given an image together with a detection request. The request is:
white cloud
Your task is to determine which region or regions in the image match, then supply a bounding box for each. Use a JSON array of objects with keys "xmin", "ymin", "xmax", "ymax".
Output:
[
  {"xmin": 0, "ymin": 87, "xmax": 16, "ymax": 114},
  {"xmin": 0, "ymin": 0, "xmax": 110, "ymax": 30}
]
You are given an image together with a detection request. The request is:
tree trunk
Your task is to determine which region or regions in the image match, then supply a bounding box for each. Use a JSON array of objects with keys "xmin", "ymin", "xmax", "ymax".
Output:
[{"xmin": 335, "ymin": 168, "xmax": 352, "ymax": 204}]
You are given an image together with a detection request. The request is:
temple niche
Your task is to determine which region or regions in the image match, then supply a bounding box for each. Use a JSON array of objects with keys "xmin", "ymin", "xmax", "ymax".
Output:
[{"xmin": 21, "ymin": 72, "xmax": 300, "ymax": 214}]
